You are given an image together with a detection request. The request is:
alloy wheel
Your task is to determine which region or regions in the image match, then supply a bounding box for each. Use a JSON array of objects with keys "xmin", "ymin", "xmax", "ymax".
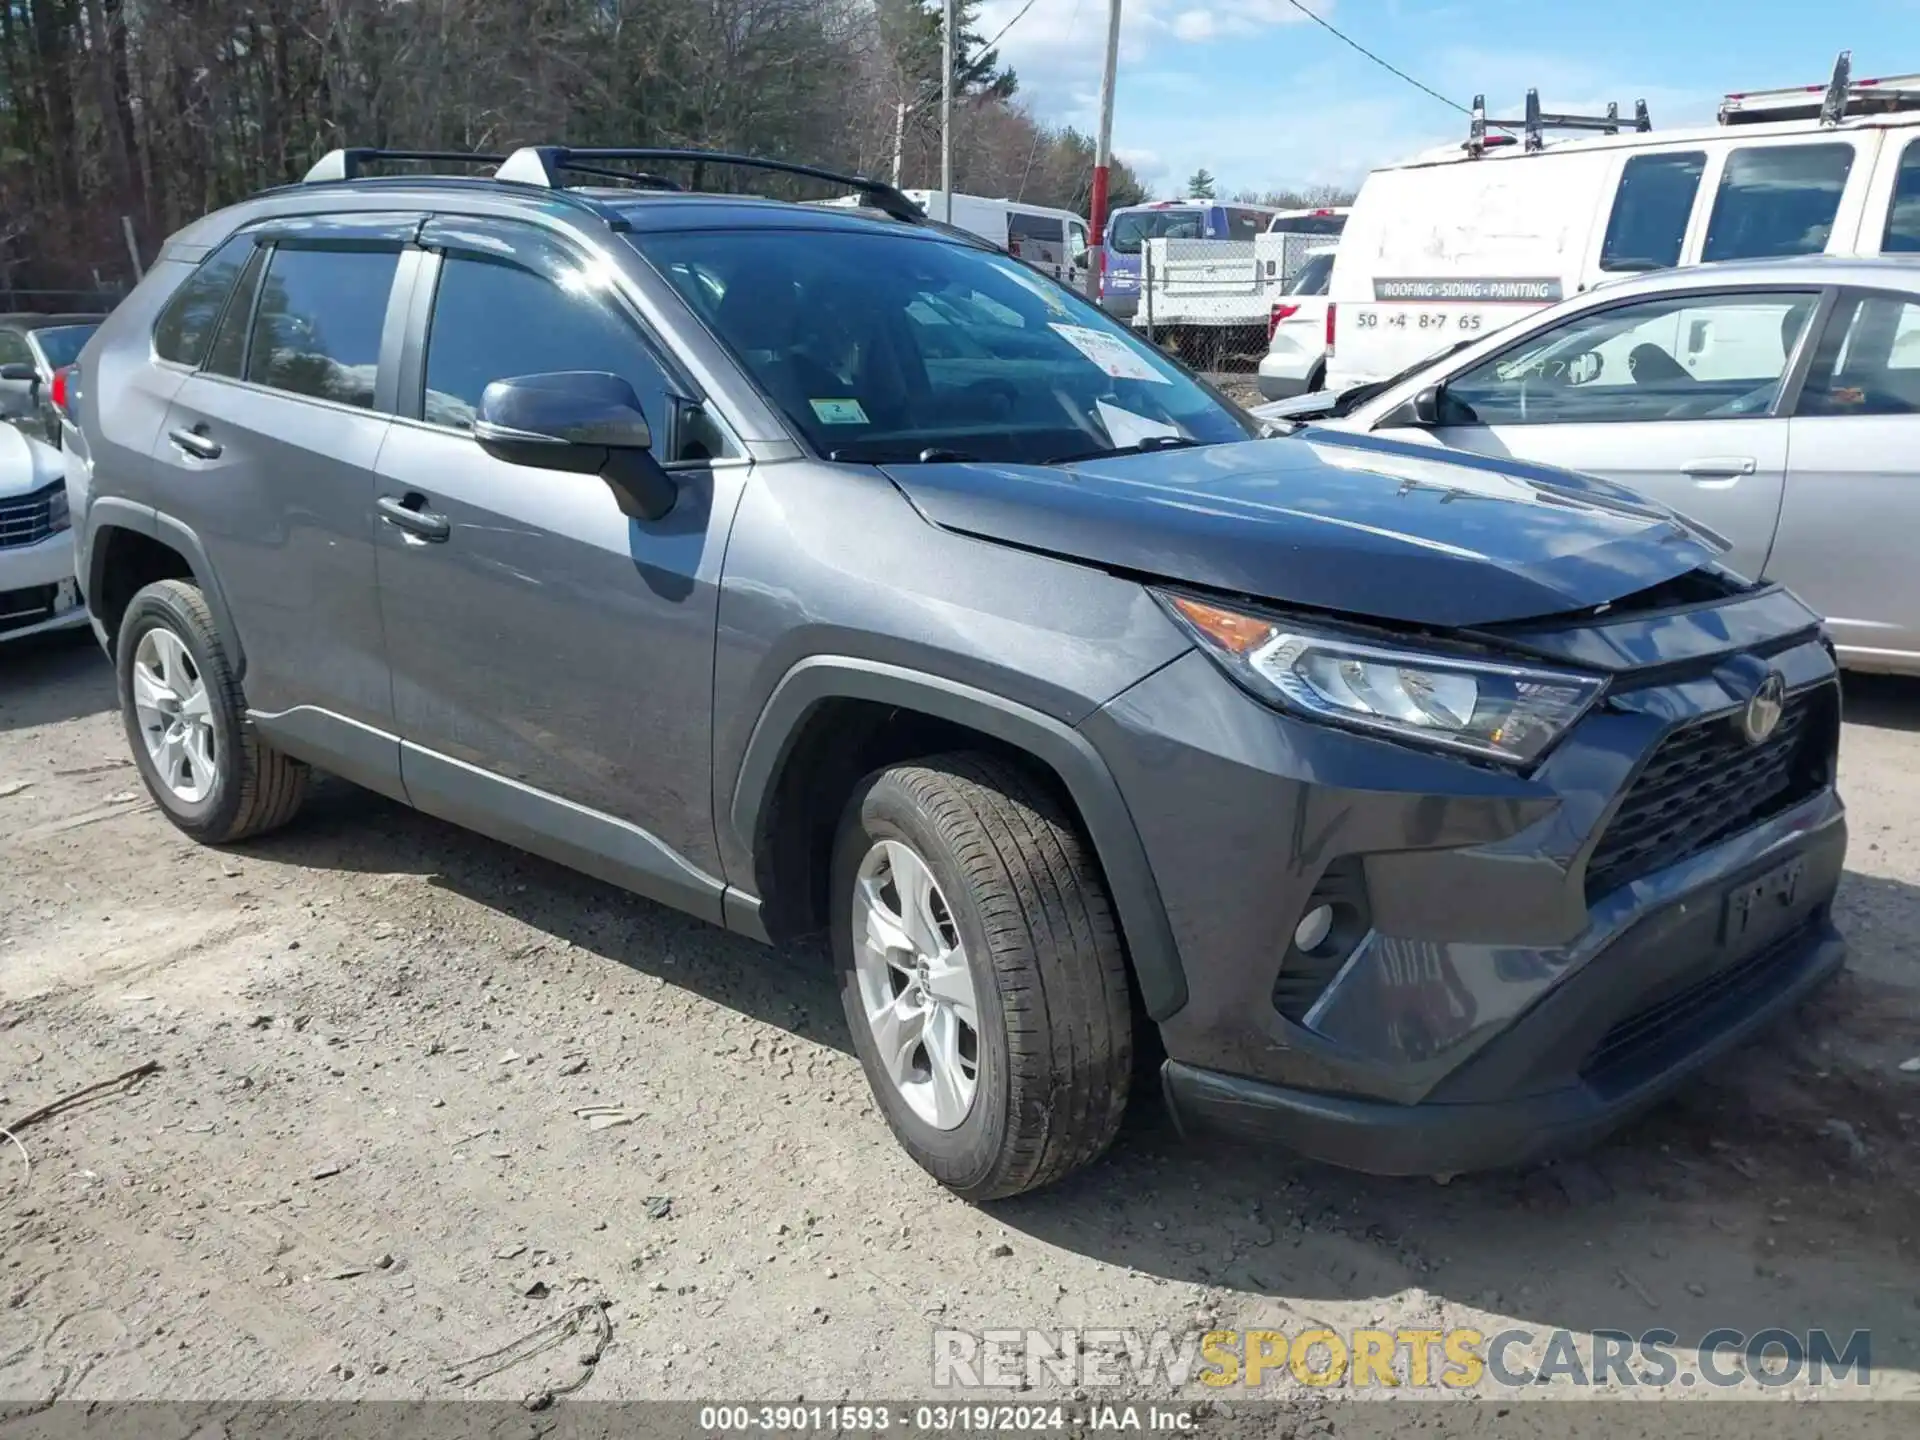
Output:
[
  {"xmin": 851, "ymin": 839, "xmax": 981, "ymax": 1130},
  {"xmin": 131, "ymin": 627, "xmax": 217, "ymax": 805}
]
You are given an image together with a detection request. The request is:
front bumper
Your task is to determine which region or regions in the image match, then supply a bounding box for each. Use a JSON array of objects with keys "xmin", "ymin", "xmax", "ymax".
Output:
[
  {"xmin": 1085, "ymin": 586, "xmax": 1846, "ymax": 1174},
  {"xmin": 1163, "ymin": 871, "xmax": 1845, "ymax": 1177},
  {"xmin": 1, "ymin": 528, "xmax": 87, "ymax": 641}
]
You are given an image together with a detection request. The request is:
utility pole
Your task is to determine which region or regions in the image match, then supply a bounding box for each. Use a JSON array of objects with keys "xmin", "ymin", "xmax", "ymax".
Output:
[
  {"xmin": 941, "ymin": 0, "xmax": 955, "ymax": 221},
  {"xmin": 1086, "ymin": 0, "xmax": 1122, "ymax": 300}
]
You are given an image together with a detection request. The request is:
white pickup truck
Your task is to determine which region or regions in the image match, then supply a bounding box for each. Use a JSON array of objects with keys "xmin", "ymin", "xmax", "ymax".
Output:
[{"xmin": 1135, "ymin": 210, "xmax": 1346, "ymax": 362}]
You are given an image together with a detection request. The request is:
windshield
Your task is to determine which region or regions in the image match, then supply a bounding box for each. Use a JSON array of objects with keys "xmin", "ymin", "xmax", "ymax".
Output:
[
  {"xmin": 30, "ymin": 324, "xmax": 96, "ymax": 369},
  {"xmin": 1288, "ymin": 254, "xmax": 1334, "ymax": 296},
  {"xmin": 1107, "ymin": 208, "xmax": 1205, "ymax": 255},
  {"xmin": 634, "ymin": 226, "xmax": 1255, "ymax": 465}
]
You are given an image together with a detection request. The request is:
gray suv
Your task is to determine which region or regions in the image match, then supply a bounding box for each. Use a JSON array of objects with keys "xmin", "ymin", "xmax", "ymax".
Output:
[{"xmin": 66, "ymin": 147, "xmax": 1848, "ymax": 1199}]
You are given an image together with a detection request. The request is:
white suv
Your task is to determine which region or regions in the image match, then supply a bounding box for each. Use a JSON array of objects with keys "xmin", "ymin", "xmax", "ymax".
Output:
[{"xmin": 1256, "ymin": 248, "xmax": 1335, "ymax": 400}]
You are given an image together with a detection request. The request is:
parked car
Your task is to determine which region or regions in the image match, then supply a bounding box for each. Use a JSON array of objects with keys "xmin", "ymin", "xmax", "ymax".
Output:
[
  {"xmin": 1257, "ymin": 247, "xmax": 1337, "ymax": 399},
  {"xmin": 1260, "ymin": 253, "xmax": 1920, "ymax": 677},
  {"xmin": 1327, "ymin": 51, "xmax": 1920, "ymax": 391},
  {"xmin": 826, "ymin": 191, "xmax": 1091, "ymax": 290},
  {"xmin": 0, "ymin": 312, "xmax": 103, "ymax": 445},
  {"xmin": 69, "ymin": 146, "xmax": 1846, "ymax": 1197},
  {"xmin": 1098, "ymin": 197, "xmax": 1280, "ymax": 319},
  {"xmin": 0, "ymin": 420, "xmax": 83, "ymax": 642}
]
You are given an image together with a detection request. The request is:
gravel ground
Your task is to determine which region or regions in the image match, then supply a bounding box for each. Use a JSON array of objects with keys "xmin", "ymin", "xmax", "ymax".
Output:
[{"xmin": 2, "ymin": 630, "xmax": 1918, "ymax": 1415}]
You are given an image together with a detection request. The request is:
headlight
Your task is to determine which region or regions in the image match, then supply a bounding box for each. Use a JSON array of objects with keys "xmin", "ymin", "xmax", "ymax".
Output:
[
  {"xmin": 1159, "ymin": 592, "xmax": 1605, "ymax": 765},
  {"xmin": 45, "ymin": 483, "xmax": 70, "ymax": 534}
]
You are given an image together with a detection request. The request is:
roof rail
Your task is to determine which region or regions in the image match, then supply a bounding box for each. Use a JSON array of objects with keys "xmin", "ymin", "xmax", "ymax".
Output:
[
  {"xmin": 1465, "ymin": 90, "xmax": 1650, "ymax": 157},
  {"xmin": 1719, "ymin": 50, "xmax": 1920, "ymax": 126},
  {"xmin": 494, "ymin": 147, "xmax": 926, "ymax": 223},
  {"xmin": 302, "ymin": 148, "xmax": 508, "ymax": 183}
]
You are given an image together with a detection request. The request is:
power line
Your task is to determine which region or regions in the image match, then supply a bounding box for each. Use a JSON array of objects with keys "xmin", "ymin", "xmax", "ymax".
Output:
[
  {"xmin": 977, "ymin": 0, "xmax": 1044, "ymax": 62},
  {"xmin": 1281, "ymin": 0, "xmax": 1470, "ymax": 116}
]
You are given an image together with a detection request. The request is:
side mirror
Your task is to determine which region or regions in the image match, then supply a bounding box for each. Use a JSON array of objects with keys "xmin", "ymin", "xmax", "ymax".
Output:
[
  {"xmin": 0, "ymin": 362, "xmax": 36, "ymax": 384},
  {"xmin": 474, "ymin": 370, "xmax": 677, "ymax": 522},
  {"xmin": 1410, "ymin": 384, "xmax": 1443, "ymax": 426}
]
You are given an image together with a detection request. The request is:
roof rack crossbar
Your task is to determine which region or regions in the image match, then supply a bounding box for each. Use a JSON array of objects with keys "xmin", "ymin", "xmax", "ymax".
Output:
[
  {"xmin": 304, "ymin": 148, "xmax": 507, "ymax": 183},
  {"xmin": 1719, "ymin": 49, "xmax": 1920, "ymax": 125},
  {"xmin": 1464, "ymin": 89, "xmax": 1650, "ymax": 156},
  {"xmin": 494, "ymin": 147, "xmax": 926, "ymax": 222}
]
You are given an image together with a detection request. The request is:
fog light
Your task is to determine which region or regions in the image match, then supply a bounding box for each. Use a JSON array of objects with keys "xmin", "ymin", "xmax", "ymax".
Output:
[{"xmin": 1293, "ymin": 904, "xmax": 1334, "ymax": 953}]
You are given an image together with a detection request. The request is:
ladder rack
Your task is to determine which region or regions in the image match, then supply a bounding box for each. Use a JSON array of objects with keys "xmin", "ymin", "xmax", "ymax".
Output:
[
  {"xmin": 1719, "ymin": 51, "xmax": 1920, "ymax": 126},
  {"xmin": 1465, "ymin": 90, "xmax": 1651, "ymax": 158}
]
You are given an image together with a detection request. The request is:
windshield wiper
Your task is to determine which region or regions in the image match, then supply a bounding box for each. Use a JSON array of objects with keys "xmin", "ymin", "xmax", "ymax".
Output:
[
  {"xmin": 1042, "ymin": 435, "xmax": 1204, "ymax": 466},
  {"xmin": 829, "ymin": 446, "xmax": 983, "ymax": 464}
]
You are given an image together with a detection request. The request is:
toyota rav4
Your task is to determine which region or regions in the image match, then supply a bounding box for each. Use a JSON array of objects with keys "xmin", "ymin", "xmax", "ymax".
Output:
[{"xmin": 64, "ymin": 147, "xmax": 1847, "ymax": 1199}]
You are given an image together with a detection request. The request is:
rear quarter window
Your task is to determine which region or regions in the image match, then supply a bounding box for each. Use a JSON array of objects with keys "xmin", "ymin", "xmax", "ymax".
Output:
[
  {"xmin": 1600, "ymin": 151, "xmax": 1705, "ymax": 272},
  {"xmin": 151, "ymin": 236, "xmax": 255, "ymax": 367}
]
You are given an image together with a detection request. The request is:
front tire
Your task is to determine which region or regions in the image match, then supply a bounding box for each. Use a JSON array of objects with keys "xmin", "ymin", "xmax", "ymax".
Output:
[
  {"xmin": 832, "ymin": 754, "xmax": 1133, "ymax": 1200},
  {"xmin": 116, "ymin": 578, "xmax": 307, "ymax": 843}
]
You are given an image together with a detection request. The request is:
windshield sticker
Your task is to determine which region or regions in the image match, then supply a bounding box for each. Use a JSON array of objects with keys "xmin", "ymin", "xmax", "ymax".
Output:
[
  {"xmin": 1048, "ymin": 324, "xmax": 1170, "ymax": 384},
  {"xmin": 809, "ymin": 398, "xmax": 870, "ymax": 425},
  {"xmin": 1096, "ymin": 400, "xmax": 1181, "ymax": 448}
]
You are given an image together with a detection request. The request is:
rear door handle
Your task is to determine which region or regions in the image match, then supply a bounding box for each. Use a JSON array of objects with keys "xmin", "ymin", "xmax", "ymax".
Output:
[
  {"xmin": 167, "ymin": 427, "xmax": 221, "ymax": 460},
  {"xmin": 377, "ymin": 493, "xmax": 451, "ymax": 543},
  {"xmin": 1680, "ymin": 456, "xmax": 1757, "ymax": 478}
]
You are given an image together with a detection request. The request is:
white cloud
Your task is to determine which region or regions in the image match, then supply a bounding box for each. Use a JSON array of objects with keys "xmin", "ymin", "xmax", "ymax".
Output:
[{"xmin": 1172, "ymin": 11, "xmax": 1216, "ymax": 41}]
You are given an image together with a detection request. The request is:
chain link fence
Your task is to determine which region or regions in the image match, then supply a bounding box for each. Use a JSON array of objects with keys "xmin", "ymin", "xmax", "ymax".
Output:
[{"xmin": 1135, "ymin": 237, "xmax": 1274, "ymax": 380}]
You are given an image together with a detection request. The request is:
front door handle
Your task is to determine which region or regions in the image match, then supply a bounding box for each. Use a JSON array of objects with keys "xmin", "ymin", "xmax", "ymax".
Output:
[
  {"xmin": 377, "ymin": 493, "xmax": 451, "ymax": 542},
  {"xmin": 1680, "ymin": 456, "xmax": 1757, "ymax": 479},
  {"xmin": 168, "ymin": 426, "xmax": 222, "ymax": 460}
]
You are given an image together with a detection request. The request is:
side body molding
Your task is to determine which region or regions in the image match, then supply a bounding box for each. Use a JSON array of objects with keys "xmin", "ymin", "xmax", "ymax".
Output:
[{"xmin": 727, "ymin": 656, "xmax": 1189, "ymax": 1020}]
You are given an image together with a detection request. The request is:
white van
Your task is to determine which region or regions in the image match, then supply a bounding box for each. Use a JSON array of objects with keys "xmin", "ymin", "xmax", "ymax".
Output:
[
  {"xmin": 840, "ymin": 190, "xmax": 1091, "ymax": 288},
  {"xmin": 1327, "ymin": 52, "xmax": 1920, "ymax": 390}
]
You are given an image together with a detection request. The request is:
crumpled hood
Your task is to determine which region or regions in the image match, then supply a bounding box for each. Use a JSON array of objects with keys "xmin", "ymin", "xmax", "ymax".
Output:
[{"xmin": 881, "ymin": 427, "xmax": 1726, "ymax": 628}]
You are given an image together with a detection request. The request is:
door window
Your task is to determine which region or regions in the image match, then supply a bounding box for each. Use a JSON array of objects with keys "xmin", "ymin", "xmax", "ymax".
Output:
[
  {"xmin": 1796, "ymin": 293, "xmax": 1920, "ymax": 416},
  {"xmin": 1439, "ymin": 289, "xmax": 1821, "ymax": 426},
  {"xmin": 1599, "ymin": 151, "xmax": 1705, "ymax": 272},
  {"xmin": 1882, "ymin": 137, "xmax": 1920, "ymax": 252},
  {"xmin": 245, "ymin": 245, "xmax": 399, "ymax": 408},
  {"xmin": 422, "ymin": 251, "xmax": 686, "ymax": 453},
  {"xmin": 0, "ymin": 330, "xmax": 32, "ymax": 367},
  {"xmin": 1702, "ymin": 143, "xmax": 1855, "ymax": 262},
  {"xmin": 152, "ymin": 235, "xmax": 255, "ymax": 367}
]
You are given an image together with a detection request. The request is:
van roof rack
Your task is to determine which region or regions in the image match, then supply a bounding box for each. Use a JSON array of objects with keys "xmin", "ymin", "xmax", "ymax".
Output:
[
  {"xmin": 302, "ymin": 149, "xmax": 508, "ymax": 182},
  {"xmin": 494, "ymin": 147, "xmax": 926, "ymax": 223},
  {"xmin": 1465, "ymin": 91, "xmax": 1650, "ymax": 157},
  {"xmin": 1719, "ymin": 50, "xmax": 1920, "ymax": 126}
]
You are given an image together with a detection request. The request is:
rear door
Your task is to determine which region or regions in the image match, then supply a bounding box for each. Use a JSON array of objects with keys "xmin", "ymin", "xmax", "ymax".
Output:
[
  {"xmin": 1775, "ymin": 287, "xmax": 1920, "ymax": 667},
  {"xmin": 1375, "ymin": 284, "xmax": 1826, "ymax": 581},
  {"xmin": 148, "ymin": 216, "xmax": 415, "ymax": 781}
]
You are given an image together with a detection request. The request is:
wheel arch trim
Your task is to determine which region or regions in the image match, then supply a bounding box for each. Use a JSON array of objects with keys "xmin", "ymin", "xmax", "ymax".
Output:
[
  {"xmin": 86, "ymin": 501, "xmax": 247, "ymax": 679},
  {"xmin": 728, "ymin": 656, "xmax": 1188, "ymax": 1020}
]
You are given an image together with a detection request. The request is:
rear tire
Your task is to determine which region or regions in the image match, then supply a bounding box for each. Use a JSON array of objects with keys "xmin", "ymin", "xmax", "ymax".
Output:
[
  {"xmin": 116, "ymin": 578, "xmax": 307, "ymax": 844},
  {"xmin": 832, "ymin": 753, "xmax": 1133, "ymax": 1200}
]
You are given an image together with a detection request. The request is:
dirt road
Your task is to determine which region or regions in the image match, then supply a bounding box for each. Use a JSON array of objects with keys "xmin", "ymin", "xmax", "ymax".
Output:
[{"xmin": 3, "ymin": 631, "xmax": 1918, "ymax": 1411}]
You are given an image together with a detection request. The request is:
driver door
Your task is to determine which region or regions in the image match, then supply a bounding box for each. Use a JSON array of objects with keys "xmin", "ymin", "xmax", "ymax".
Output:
[{"xmin": 1375, "ymin": 287, "xmax": 1823, "ymax": 582}]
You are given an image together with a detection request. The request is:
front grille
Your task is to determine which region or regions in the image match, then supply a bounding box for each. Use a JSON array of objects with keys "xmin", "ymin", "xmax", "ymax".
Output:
[
  {"xmin": 0, "ymin": 488, "xmax": 55, "ymax": 549},
  {"xmin": 1581, "ymin": 919, "xmax": 1814, "ymax": 1082},
  {"xmin": 0, "ymin": 582, "xmax": 57, "ymax": 634},
  {"xmin": 1584, "ymin": 683, "xmax": 1835, "ymax": 905}
]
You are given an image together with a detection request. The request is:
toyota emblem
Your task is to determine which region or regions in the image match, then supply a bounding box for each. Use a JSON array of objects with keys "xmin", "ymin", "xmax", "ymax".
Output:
[{"xmin": 1742, "ymin": 671, "xmax": 1787, "ymax": 745}]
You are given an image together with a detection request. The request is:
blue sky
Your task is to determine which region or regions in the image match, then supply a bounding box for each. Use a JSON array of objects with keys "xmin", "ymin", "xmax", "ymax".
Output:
[{"xmin": 974, "ymin": 0, "xmax": 1920, "ymax": 194}]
